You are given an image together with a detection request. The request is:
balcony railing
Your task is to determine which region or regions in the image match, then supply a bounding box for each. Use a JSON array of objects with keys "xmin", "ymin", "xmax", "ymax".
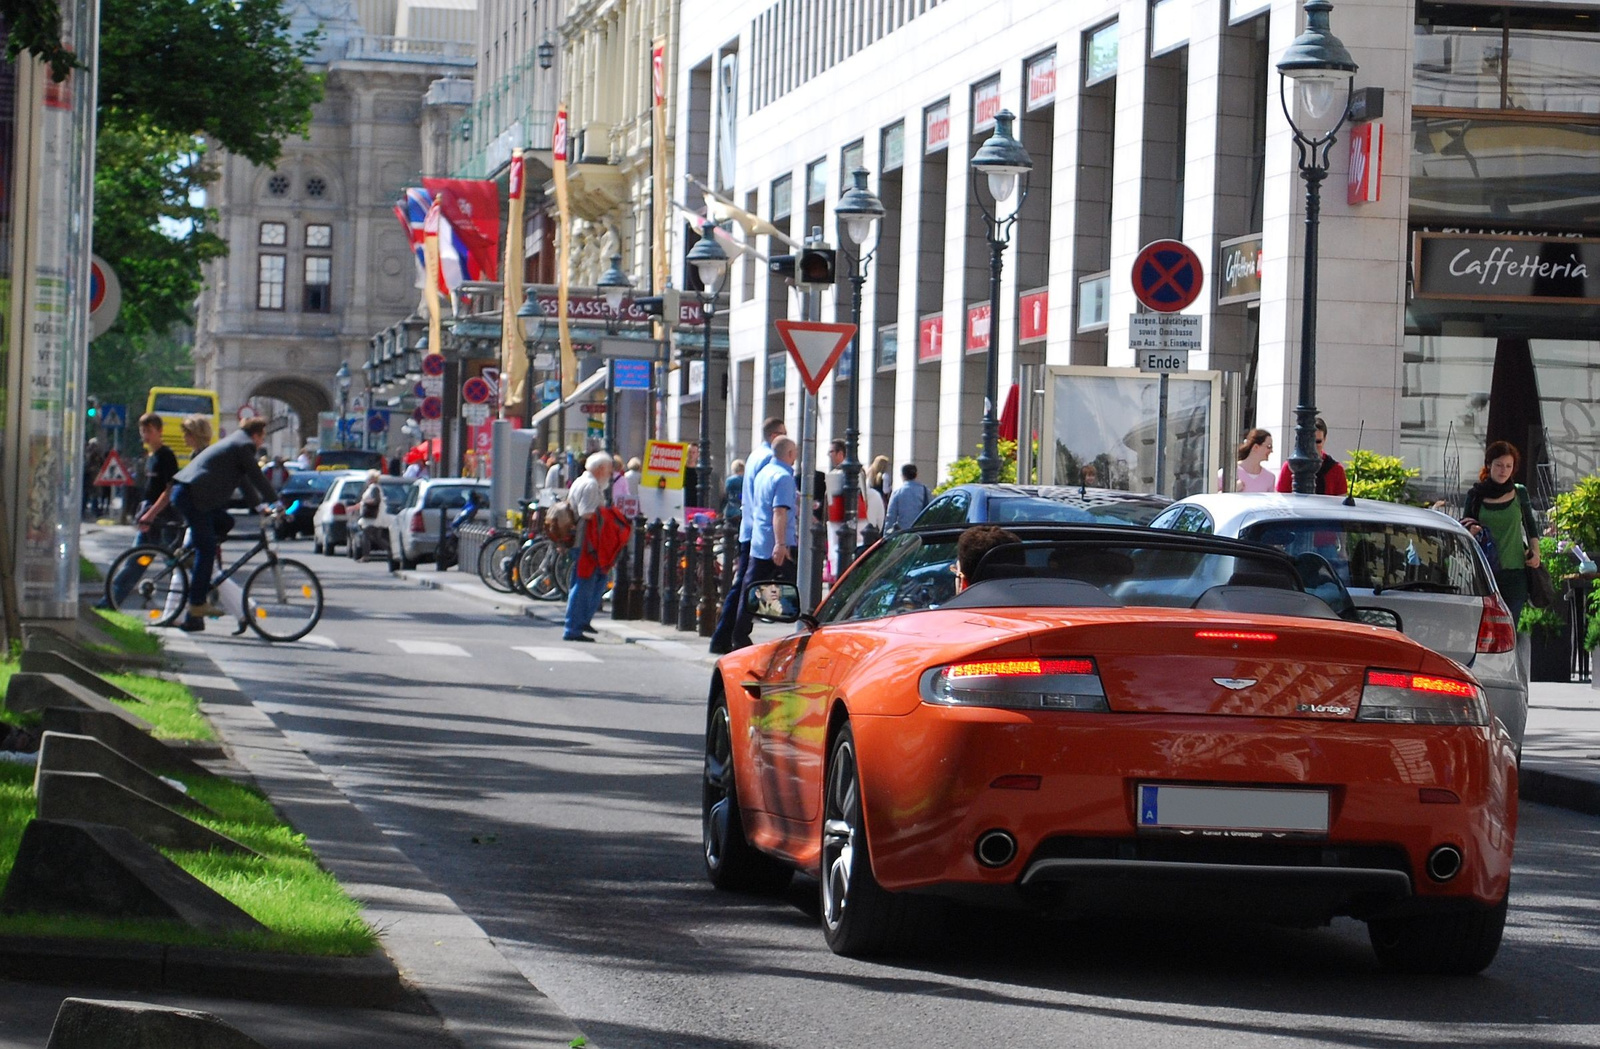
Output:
[{"xmin": 344, "ymin": 35, "xmax": 476, "ymax": 65}]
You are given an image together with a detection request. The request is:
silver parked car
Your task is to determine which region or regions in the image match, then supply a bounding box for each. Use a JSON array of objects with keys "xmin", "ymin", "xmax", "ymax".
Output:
[
  {"xmin": 1150, "ymin": 493, "xmax": 1528, "ymax": 751},
  {"xmin": 387, "ymin": 479, "xmax": 490, "ymax": 570}
]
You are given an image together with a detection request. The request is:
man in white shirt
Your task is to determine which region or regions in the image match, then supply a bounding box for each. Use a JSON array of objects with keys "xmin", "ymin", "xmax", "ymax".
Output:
[{"xmin": 563, "ymin": 452, "xmax": 612, "ymax": 641}]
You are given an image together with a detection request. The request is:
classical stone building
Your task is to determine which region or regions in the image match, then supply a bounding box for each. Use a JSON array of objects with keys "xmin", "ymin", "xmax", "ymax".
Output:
[{"xmin": 192, "ymin": 0, "xmax": 475, "ymax": 451}]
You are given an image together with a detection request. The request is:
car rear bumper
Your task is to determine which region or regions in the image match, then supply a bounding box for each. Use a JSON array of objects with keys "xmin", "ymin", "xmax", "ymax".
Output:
[
  {"xmin": 326, "ymin": 520, "xmax": 348, "ymax": 544},
  {"xmin": 849, "ymin": 707, "xmax": 1517, "ymax": 915}
]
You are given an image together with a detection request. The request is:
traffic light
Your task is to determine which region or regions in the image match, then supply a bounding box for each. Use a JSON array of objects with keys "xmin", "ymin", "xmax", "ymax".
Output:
[
  {"xmin": 769, "ymin": 249, "xmax": 836, "ymax": 287},
  {"xmin": 634, "ymin": 288, "xmax": 681, "ymax": 324},
  {"xmin": 86, "ymin": 395, "xmax": 99, "ymax": 421}
]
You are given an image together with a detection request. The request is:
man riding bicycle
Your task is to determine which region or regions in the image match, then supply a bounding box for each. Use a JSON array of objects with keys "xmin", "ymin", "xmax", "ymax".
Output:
[{"xmin": 166, "ymin": 417, "xmax": 278, "ymax": 633}]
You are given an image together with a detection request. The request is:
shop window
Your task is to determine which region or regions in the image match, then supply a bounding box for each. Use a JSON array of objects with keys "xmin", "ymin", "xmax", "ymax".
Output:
[
  {"xmin": 806, "ymin": 158, "xmax": 827, "ymax": 205},
  {"xmin": 304, "ymin": 256, "xmax": 332, "ymax": 312},
  {"xmin": 305, "ymin": 223, "xmax": 332, "ymax": 248},
  {"xmin": 1078, "ymin": 272, "xmax": 1110, "ymax": 331},
  {"xmin": 259, "ymin": 222, "xmax": 286, "ymax": 246},
  {"xmin": 1086, "ymin": 21, "xmax": 1119, "ymax": 87},
  {"xmin": 882, "ymin": 121, "xmax": 905, "ymax": 172},
  {"xmin": 772, "ymin": 174, "xmax": 792, "ymax": 221},
  {"xmin": 1415, "ymin": 3, "xmax": 1600, "ymax": 116},
  {"xmin": 1151, "ymin": 0, "xmax": 1190, "ymax": 57},
  {"xmin": 258, "ymin": 254, "xmax": 286, "ymax": 310}
]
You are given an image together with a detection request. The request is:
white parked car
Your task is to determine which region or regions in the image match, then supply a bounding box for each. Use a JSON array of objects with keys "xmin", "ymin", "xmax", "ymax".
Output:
[
  {"xmin": 312, "ymin": 475, "xmax": 415, "ymax": 555},
  {"xmin": 1149, "ymin": 493, "xmax": 1528, "ymax": 751},
  {"xmin": 387, "ymin": 479, "xmax": 490, "ymax": 570}
]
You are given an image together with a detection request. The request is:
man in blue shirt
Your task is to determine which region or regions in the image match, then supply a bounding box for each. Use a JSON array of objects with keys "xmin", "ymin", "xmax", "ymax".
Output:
[
  {"xmin": 733, "ymin": 435, "xmax": 799, "ymax": 648},
  {"xmin": 884, "ymin": 463, "xmax": 931, "ymax": 532},
  {"xmin": 710, "ymin": 415, "xmax": 786, "ymax": 653}
]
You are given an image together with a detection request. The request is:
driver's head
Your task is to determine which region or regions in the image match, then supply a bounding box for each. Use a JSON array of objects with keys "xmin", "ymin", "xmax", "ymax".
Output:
[{"xmin": 955, "ymin": 525, "xmax": 1023, "ymax": 592}]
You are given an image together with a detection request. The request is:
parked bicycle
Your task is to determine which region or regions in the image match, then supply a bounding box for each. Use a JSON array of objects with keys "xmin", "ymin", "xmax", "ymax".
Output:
[
  {"xmin": 103, "ymin": 503, "xmax": 324, "ymax": 642},
  {"xmin": 476, "ymin": 502, "xmax": 572, "ymax": 600}
]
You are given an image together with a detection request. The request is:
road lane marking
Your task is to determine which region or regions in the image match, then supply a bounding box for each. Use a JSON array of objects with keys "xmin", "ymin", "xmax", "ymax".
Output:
[
  {"xmin": 514, "ymin": 645, "xmax": 601, "ymax": 664},
  {"xmin": 639, "ymin": 639, "xmax": 697, "ymax": 657},
  {"xmin": 297, "ymin": 634, "xmax": 339, "ymax": 649},
  {"xmin": 390, "ymin": 639, "xmax": 470, "ymax": 657}
]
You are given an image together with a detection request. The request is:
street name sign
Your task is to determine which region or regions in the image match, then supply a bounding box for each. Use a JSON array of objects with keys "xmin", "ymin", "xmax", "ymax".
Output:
[
  {"xmin": 774, "ymin": 320, "xmax": 857, "ymax": 395},
  {"xmin": 1131, "ymin": 240, "xmax": 1204, "ymax": 313}
]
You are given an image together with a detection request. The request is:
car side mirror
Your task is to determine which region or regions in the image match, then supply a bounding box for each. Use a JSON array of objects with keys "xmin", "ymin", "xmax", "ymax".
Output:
[
  {"xmin": 1352, "ymin": 606, "xmax": 1402, "ymax": 631},
  {"xmin": 746, "ymin": 581, "xmax": 802, "ymax": 624}
]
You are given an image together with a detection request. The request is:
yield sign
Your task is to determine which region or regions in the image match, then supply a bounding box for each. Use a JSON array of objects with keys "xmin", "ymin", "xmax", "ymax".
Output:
[
  {"xmin": 775, "ymin": 320, "xmax": 857, "ymax": 395},
  {"xmin": 94, "ymin": 450, "xmax": 133, "ymax": 487}
]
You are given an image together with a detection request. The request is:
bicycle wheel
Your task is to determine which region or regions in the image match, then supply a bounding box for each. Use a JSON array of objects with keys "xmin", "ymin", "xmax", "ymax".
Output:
[
  {"xmin": 104, "ymin": 545, "xmax": 190, "ymax": 627},
  {"xmin": 519, "ymin": 539, "xmax": 565, "ymax": 601},
  {"xmin": 242, "ymin": 558, "xmax": 324, "ymax": 642},
  {"xmin": 477, "ymin": 531, "xmax": 522, "ymax": 593}
]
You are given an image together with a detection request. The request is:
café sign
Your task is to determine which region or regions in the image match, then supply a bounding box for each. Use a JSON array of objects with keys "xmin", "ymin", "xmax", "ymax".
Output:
[
  {"xmin": 1412, "ymin": 233, "xmax": 1600, "ymax": 305},
  {"xmin": 1218, "ymin": 234, "xmax": 1263, "ymax": 305}
]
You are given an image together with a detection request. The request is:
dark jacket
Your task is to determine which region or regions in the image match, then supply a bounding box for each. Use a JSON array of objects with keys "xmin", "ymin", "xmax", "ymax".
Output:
[{"xmin": 172, "ymin": 430, "xmax": 275, "ymax": 512}]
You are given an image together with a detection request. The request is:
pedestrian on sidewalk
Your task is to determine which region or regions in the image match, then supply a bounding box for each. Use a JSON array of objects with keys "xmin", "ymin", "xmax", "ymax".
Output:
[
  {"xmin": 884, "ymin": 463, "xmax": 930, "ymax": 533},
  {"xmin": 166, "ymin": 418, "xmax": 278, "ymax": 633},
  {"xmin": 732, "ymin": 436, "xmax": 799, "ymax": 648},
  {"xmin": 710, "ymin": 416, "xmax": 786, "ymax": 654},
  {"xmin": 563, "ymin": 452, "xmax": 615, "ymax": 641},
  {"xmin": 102, "ymin": 413, "xmax": 182, "ymax": 608},
  {"xmin": 1275, "ymin": 418, "xmax": 1347, "ymax": 495},
  {"xmin": 1463, "ymin": 440, "xmax": 1541, "ymax": 621}
]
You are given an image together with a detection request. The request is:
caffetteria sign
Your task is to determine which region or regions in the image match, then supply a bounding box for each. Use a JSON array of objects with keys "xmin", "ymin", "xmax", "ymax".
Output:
[{"xmin": 1413, "ymin": 233, "xmax": 1600, "ymax": 305}]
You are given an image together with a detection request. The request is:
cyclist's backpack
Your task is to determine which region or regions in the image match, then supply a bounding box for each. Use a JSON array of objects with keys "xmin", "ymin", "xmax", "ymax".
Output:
[{"xmin": 545, "ymin": 501, "xmax": 578, "ymax": 547}]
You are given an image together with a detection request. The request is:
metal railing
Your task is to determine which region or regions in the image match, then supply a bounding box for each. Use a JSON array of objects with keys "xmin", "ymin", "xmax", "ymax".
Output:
[{"xmin": 345, "ymin": 35, "xmax": 476, "ymax": 64}]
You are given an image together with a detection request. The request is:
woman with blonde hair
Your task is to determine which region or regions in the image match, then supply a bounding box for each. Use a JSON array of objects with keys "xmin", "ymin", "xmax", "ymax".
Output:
[{"xmin": 865, "ymin": 455, "xmax": 892, "ymax": 502}]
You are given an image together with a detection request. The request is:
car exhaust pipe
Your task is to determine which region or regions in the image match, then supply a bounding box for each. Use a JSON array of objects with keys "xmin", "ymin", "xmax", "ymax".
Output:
[
  {"xmin": 1426, "ymin": 844, "xmax": 1463, "ymax": 883},
  {"xmin": 975, "ymin": 829, "xmax": 1017, "ymax": 869}
]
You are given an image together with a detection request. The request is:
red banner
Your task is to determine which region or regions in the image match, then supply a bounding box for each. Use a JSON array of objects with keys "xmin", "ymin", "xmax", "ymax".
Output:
[
  {"xmin": 652, "ymin": 43, "xmax": 665, "ymax": 105},
  {"xmin": 422, "ymin": 178, "xmax": 501, "ymax": 282},
  {"xmin": 1019, "ymin": 288, "xmax": 1048, "ymax": 343},
  {"xmin": 918, "ymin": 315, "xmax": 944, "ymax": 363},
  {"xmin": 966, "ymin": 302, "xmax": 990, "ymax": 353}
]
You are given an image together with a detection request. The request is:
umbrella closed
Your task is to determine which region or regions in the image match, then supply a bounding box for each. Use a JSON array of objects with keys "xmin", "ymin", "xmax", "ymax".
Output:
[{"xmin": 998, "ymin": 383, "xmax": 1020, "ymax": 442}]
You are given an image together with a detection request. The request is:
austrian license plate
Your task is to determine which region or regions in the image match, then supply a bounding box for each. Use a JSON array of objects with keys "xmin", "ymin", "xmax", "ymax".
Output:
[{"xmin": 1137, "ymin": 784, "xmax": 1329, "ymax": 834}]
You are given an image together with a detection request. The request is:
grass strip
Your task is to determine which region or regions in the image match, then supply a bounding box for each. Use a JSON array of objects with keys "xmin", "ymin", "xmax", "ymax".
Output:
[
  {"xmin": 78, "ymin": 557, "xmax": 101, "ymax": 583},
  {"xmin": 89, "ymin": 609, "xmax": 163, "ymax": 657},
  {"xmin": 0, "ymin": 763, "xmax": 377, "ymax": 956},
  {"xmin": 106, "ymin": 673, "xmax": 214, "ymax": 742}
]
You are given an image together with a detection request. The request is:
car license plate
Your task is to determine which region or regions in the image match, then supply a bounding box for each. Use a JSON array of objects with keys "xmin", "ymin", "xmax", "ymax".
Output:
[{"xmin": 1137, "ymin": 785, "xmax": 1329, "ymax": 834}]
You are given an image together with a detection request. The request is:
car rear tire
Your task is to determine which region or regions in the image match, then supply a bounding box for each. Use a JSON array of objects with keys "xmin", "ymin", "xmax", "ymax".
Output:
[
  {"xmin": 820, "ymin": 723, "xmax": 939, "ymax": 957},
  {"xmin": 1368, "ymin": 895, "xmax": 1508, "ymax": 975},
  {"xmin": 312, "ymin": 532, "xmax": 324, "ymax": 555},
  {"xmin": 702, "ymin": 694, "xmax": 792, "ymax": 893}
]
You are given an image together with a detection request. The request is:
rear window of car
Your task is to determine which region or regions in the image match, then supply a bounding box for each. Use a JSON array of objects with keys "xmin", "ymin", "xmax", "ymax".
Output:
[
  {"xmin": 1240, "ymin": 518, "xmax": 1489, "ymax": 595},
  {"xmin": 283, "ymin": 474, "xmax": 339, "ymax": 494},
  {"xmin": 422, "ymin": 485, "xmax": 486, "ymax": 509},
  {"xmin": 986, "ymin": 494, "xmax": 1169, "ymax": 526}
]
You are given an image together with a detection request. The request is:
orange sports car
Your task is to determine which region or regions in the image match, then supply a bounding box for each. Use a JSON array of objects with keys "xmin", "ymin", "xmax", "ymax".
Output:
[{"xmin": 702, "ymin": 525, "xmax": 1518, "ymax": 974}]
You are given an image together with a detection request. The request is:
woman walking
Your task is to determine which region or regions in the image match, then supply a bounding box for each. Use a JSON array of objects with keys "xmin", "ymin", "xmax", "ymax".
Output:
[
  {"xmin": 1226, "ymin": 428, "xmax": 1276, "ymax": 492},
  {"xmin": 1463, "ymin": 440, "xmax": 1541, "ymax": 621}
]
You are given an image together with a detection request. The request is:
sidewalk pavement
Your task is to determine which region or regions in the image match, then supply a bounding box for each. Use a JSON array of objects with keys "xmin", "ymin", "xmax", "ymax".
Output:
[{"xmin": 1522, "ymin": 679, "xmax": 1600, "ymax": 817}]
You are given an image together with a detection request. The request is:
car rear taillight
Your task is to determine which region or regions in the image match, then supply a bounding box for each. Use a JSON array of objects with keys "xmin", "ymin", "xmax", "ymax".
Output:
[
  {"xmin": 1357, "ymin": 669, "xmax": 1487, "ymax": 726},
  {"xmin": 331, "ymin": 502, "xmax": 346, "ymax": 517},
  {"xmin": 1476, "ymin": 593, "xmax": 1515, "ymax": 654},
  {"xmin": 410, "ymin": 513, "xmax": 426, "ymax": 533},
  {"xmin": 920, "ymin": 658, "xmax": 1107, "ymax": 711}
]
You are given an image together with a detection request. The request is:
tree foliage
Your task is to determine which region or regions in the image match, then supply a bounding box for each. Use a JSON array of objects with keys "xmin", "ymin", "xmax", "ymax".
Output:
[
  {"xmin": 1344, "ymin": 449, "xmax": 1420, "ymax": 504},
  {"xmin": 87, "ymin": 327, "xmax": 195, "ymax": 412},
  {"xmin": 0, "ymin": 0, "xmax": 77, "ymax": 81}
]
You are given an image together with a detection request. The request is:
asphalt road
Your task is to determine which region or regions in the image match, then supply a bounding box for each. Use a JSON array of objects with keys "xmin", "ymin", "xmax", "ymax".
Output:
[{"xmin": 115, "ymin": 536, "xmax": 1600, "ymax": 1049}]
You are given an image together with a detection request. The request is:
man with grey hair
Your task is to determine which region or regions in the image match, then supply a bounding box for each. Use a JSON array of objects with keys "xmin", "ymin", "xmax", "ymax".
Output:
[
  {"xmin": 563, "ymin": 451, "xmax": 614, "ymax": 641},
  {"xmin": 732, "ymin": 435, "xmax": 799, "ymax": 648}
]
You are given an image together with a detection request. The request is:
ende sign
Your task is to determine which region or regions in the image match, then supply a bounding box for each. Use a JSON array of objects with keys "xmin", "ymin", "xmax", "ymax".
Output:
[{"xmin": 1413, "ymin": 233, "xmax": 1600, "ymax": 305}]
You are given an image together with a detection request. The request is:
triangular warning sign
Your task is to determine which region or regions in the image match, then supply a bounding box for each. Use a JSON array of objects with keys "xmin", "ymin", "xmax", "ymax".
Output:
[
  {"xmin": 774, "ymin": 320, "xmax": 858, "ymax": 395},
  {"xmin": 93, "ymin": 450, "xmax": 134, "ymax": 487}
]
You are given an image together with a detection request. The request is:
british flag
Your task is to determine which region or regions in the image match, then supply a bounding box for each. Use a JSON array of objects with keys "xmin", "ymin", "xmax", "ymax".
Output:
[{"xmin": 394, "ymin": 187, "xmax": 471, "ymax": 295}]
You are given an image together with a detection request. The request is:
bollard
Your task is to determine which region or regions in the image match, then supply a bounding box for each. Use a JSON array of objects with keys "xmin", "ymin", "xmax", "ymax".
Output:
[
  {"xmin": 627, "ymin": 513, "xmax": 647, "ymax": 619},
  {"xmin": 859, "ymin": 522, "xmax": 882, "ymax": 558},
  {"xmin": 610, "ymin": 525, "xmax": 632, "ymax": 621},
  {"xmin": 643, "ymin": 521, "xmax": 663, "ymax": 621},
  {"xmin": 677, "ymin": 524, "xmax": 699, "ymax": 633},
  {"xmin": 699, "ymin": 521, "xmax": 721, "ymax": 637},
  {"xmin": 661, "ymin": 520, "xmax": 681, "ymax": 626}
]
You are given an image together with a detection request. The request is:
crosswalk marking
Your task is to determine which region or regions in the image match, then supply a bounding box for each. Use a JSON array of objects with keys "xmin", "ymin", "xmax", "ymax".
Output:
[
  {"xmin": 298, "ymin": 634, "xmax": 339, "ymax": 649},
  {"xmin": 639, "ymin": 639, "xmax": 696, "ymax": 656},
  {"xmin": 390, "ymin": 639, "xmax": 470, "ymax": 657},
  {"xmin": 514, "ymin": 645, "xmax": 601, "ymax": 664}
]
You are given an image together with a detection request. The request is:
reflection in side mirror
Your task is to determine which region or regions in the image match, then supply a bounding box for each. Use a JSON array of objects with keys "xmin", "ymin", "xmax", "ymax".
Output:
[
  {"xmin": 746, "ymin": 581, "xmax": 802, "ymax": 624},
  {"xmin": 1353, "ymin": 606, "xmax": 1402, "ymax": 631}
]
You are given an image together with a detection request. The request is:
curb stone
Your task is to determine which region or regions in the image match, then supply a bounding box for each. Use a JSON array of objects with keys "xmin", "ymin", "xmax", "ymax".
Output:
[{"xmin": 163, "ymin": 635, "xmax": 591, "ymax": 1049}]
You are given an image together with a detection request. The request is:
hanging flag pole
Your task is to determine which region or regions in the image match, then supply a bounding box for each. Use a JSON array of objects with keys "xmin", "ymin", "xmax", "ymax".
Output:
[
  {"xmin": 423, "ymin": 200, "xmax": 444, "ymax": 362},
  {"xmin": 501, "ymin": 149, "xmax": 527, "ymax": 420}
]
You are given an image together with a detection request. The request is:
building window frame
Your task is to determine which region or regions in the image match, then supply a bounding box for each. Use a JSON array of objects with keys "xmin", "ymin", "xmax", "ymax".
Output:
[
  {"xmin": 259, "ymin": 221, "xmax": 287, "ymax": 246},
  {"xmin": 258, "ymin": 254, "xmax": 286, "ymax": 311},
  {"xmin": 1085, "ymin": 20, "xmax": 1119, "ymax": 87},
  {"xmin": 305, "ymin": 223, "xmax": 332, "ymax": 248},
  {"xmin": 303, "ymin": 256, "xmax": 332, "ymax": 313}
]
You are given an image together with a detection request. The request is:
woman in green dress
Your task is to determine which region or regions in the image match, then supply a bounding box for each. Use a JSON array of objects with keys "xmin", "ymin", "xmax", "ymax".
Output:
[{"xmin": 1463, "ymin": 441, "xmax": 1541, "ymax": 620}]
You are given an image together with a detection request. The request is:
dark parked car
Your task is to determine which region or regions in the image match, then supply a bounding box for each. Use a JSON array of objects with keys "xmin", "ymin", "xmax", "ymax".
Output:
[
  {"xmin": 277, "ymin": 471, "xmax": 356, "ymax": 539},
  {"xmin": 912, "ymin": 483, "xmax": 1171, "ymax": 529}
]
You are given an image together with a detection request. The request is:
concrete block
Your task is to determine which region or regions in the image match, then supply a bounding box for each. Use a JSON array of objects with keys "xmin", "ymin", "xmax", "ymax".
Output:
[
  {"xmin": 36, "ymin": 732, "xmax": 212, "ymax": 816},
  {"xmin": 23, "ymin": 627, "xmax": 120, "ymax": 676},
  {"xmin": 20, "ymin": 649, "xmax": 141, "ymax": 702},
  {"xmin": 6, "ymin": 673, "xmax": 152, "ymax": 732},
  {"xmin": 36, "ymin": 773, "xmax": 254, "ymax": 857},
  {"xmin": 46, "ymin": 998, "xmax": 269, "ymax": 1049},
  {"xmin": 0, "ymin": 820, "xmax": 263, "ymax": 934},
  {"xmin": 39, "ymin": 708, "xmax": 204, "ymax": 776}
]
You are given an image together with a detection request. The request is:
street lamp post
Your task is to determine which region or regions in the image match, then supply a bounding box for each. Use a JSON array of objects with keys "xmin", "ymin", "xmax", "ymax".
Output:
[
  {"xmin": 969, "ymin": 111, "xmax": 1033, "ymax": 485},
  {"xmin": 335, "ymin": 361, "xmax": 352, "ymax": 449},
  {"xmin": 597, "ymin": 254, "xmax": 635, "ymax": 458},
  {"xmin": 834, "ymin": 167, "xmax": 886, "ymax": 567},
  {"xmin": 686, "ymin": 226, "xmax": 729, "ymax": 511},
  {"xmin": 1277, "ymin": 0, "xmax": 1357, "ymax": 495}
]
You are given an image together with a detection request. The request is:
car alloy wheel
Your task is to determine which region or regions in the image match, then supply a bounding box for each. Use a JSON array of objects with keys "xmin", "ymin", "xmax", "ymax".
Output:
[{"xmin": 821, "ymin": 733, "xmax": 860, "ymax": 934}]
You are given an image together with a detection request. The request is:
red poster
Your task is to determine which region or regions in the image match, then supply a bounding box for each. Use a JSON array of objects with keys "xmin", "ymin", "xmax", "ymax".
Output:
[
  {"xmin": 508, "ymin": 152, "xmax": 523, "ymax": 201},
  {"xmin": 918, "ymin": 315, "xmax": 944, "ymax": 363},
  {"xmin": 1019, "ymin": 288, "xmax": 1048, "ymax": 343},
  {"xmin": 1027, "ymin": 52, "xmax": 1057, "ymax": 110},
  {"xmin": 973, "ymin": 79, "xmax": 1002, "ymax": 133},
  {"xmin": 553, "ymin": 107, "xmax": 568, "ymax": 162},
  {"xmin": 652, "ymin": 43, "xmax": 665, "ymax": 106},
  {"xmin": 925, "ymin": 102, "xmax": 950, "ymax": 154},
  {"xmin": 966, "ymin": 302, "xmax": 990, "ymax": 353},
  {"xmin": 1348, "ymin": 121, "xmax": 1382, "ymax": 205}
]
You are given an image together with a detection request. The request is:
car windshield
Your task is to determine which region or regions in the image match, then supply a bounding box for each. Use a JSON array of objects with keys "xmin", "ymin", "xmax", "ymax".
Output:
[
  {"xmin": 283, "ymin": 474, "xmax": 340, "ymax": 494},
  {"xmin": 1240, "ymin": 518, "xmax": 1488, "ymax": 595},
  {"xmin": 989, "ymin": 494, "xmax": 1168, "ymax": 526},
  {"xmin": 821, "ymin": 531, "xmax": 1307, "ymax": 623}
]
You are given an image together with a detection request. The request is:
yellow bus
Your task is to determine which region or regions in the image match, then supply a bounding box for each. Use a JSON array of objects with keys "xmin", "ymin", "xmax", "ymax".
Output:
[{"xmin": 145, "ymin": 387, "xmax": 221, "ymax": 467}]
